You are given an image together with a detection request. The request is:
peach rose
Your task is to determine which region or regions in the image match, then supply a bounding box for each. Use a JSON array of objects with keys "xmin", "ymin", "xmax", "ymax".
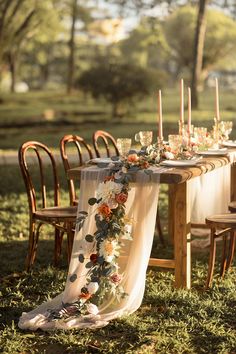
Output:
[{"xmin": 127, "ymin": 154, "xmax": 139, "ymax": 163}]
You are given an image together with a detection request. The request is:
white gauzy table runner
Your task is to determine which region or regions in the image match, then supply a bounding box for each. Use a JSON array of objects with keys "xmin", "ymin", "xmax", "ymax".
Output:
[{"xmin": 19, "ymin": 166, "xmax": 161, "ymax": 331}]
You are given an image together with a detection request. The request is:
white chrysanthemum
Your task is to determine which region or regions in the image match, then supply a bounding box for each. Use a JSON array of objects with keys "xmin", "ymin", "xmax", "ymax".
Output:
[
  {"xmin": 86, "ymin": 303, "xmax": 99, "ymax": 315},
  {"xmin": 96, "ymin": 181, "xmax": 123, "ymax": 204},
  {"xmin": 99, "ymin": 239, "xmax": 120, "ymax": 263},
  {"xmin": 87, "ymin": 282, "xmax": 99, "ymax": 294}
]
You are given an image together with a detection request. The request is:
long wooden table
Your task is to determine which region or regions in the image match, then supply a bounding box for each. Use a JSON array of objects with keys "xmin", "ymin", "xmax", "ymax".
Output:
[{"xmin": 67, "ymin": 153, "xmax": 236, "ymax": 289}]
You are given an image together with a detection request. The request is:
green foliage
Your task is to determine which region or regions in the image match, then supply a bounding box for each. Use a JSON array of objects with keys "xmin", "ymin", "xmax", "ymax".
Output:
[
  {"xmin": 120, "ymin": 17, "xmax": 170, "ymax": 69},
  {"xmin": 164, "ymin": 5, "xmax": 236, "ymax": 75},
  {"xmin": 77, "ymin": 61, "xmax": 165, "ymax": 117}
]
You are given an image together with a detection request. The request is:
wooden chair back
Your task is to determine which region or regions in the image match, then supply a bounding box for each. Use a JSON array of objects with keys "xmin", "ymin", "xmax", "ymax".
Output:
[
  {"xmin": 18, "ymin": 141, "xmax": 60, "ymax": 214},
  {"xmin": 60, "ymin": 134, "xmax": 93, "ymax": 205},
  {"xmin": 92, "ymin": 130, "xmax": 119, "ymax": 157}
]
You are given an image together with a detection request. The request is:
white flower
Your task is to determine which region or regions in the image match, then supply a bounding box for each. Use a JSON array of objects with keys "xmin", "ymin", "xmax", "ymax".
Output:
[
  {"xmin": 164, "ymin": 151, "xmax": 175, "ymax": 160},
  {"xmin": 99, "ymin": 239, "xmax": 120, "ymax": 263},
  {"xmin": 96, "ymin": 181, "xmax": 123, "ymax": 204},
  {"xmin": 86, "ymin": 303, "xmax": 99, "ymax": 315},
  {"xmin": 87, "ymin": 282, "xmax": 99, "ymax": 294}
]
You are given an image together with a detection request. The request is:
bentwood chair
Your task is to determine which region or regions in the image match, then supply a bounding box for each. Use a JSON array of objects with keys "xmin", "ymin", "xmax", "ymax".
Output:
[
  {"xmin": 92, "ymin": 130, "xmax": 119, "ymax": 158},
  {"xmin": 19, "ymin": 141, "xmax": 77, "ymax": 271},
  {"xmin": 60, "ymin": 134, "xmax": 93, "ymax": 206},
  {"xmin": 205, "ymin": 213, "xmax": 236, "ymax": 288},
  {"xmin": 92, "ymin": 130, "xmax": 164, "ymax": 245}
]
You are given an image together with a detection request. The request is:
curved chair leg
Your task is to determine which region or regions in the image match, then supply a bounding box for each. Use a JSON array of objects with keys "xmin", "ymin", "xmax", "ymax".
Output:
[
  {"xmin": 54, "ymin": 228, "xmax": 63, "ymax": 266},
  {"xmin": 205, "ymin": 228, "xmax": 217, "ymax": 289},
  {"xmin": 220, "ymin": 233, "xmax": 228, "ymax": 278},
  {"xmin": 226, "ymin": 230, "xmax": 235, "ymax": 271},
  {"xmin": 66, "ymin": 222, "xmax": 74, "ymax": 264},
  {"xmin": 26, "ymin": 219, "xmax": 37, "ymax": 271},
  {"xmin": 156, "ymin": 207, "xmax": 165, "ymax": 246}
]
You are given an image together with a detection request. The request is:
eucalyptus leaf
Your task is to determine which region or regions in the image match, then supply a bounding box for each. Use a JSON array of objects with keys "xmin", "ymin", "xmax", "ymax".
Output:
[
  {"xmin": 85, "ymin": 234, "xmax": 94, "ymax": 242},
  {"xmin": 85, "ymin": 261, "xmax": 93, "ymax": 268},
  {"xmin": 78, "ymin": 254, "xmax": 84, "ymax": 263},
  {"xmin": 88, "ymin": 197, "xmax": 97, "ymax": 206},
  {"xmin": 69, "ymin": 274, "xmax": 77, "ymax": 282}
]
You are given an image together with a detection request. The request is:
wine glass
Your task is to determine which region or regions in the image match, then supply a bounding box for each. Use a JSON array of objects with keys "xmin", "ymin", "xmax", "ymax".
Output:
[
  {"xmin": 135, "ymin": 131, "xmax": 153, "ymax": 147},
  {"xmin": 116, "ymin": 138, "xmax": 132, "ymax": 157}
]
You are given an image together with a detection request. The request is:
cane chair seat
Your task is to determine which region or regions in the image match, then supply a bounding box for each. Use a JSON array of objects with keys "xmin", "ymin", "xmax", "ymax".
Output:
[
  {"xmin": 205, "ymin": 213, "xmax": 236, "ymax": 288},
  {"xmin": 35, "ymin": 206, "xmax": 77, "ymax": 220},
  {"xmin": 19, "ymin": 141, "xmax": 77, "ymax": 271}
]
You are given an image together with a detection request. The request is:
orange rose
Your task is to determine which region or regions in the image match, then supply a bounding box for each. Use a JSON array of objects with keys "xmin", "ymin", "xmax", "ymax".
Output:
[
  {"xmin": 98, "ymin": 203, "xmax": 112, "ymax": 217},
  {"xmin": 79, "ymin": 292, "xmax": 92, "ymax": 300},
  {"xmin": 127, "ymin": 154, "xmax": 139, "ymax": 163},
  {"xmin": 115, "ymin": 192, "xmax": 128, "ymax": 204},
  {"xmin": 104, "ymin": 175, "xmax": 115, "ymax": 183}
]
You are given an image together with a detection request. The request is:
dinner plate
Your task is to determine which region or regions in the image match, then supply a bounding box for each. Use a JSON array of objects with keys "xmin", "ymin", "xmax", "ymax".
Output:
[
  {"xmin": 160, "ymin": 159, "xmax": 201, "ymax": 167},
  {"xmin": 89, "ymin": 157, "xmax": 120, "ymax": 164},
  {"xmin": 221, "ymin": 141, "xmax": 236, "ymax": 148},
  {"xmin": 196, "ymin": 149, "xmax": 228, "ymax": 156}
]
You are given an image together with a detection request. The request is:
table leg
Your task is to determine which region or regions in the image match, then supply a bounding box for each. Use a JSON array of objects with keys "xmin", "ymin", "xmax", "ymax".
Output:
[
  {"xmin": 171, "ymin": 182, "xmax": 191, "ymax": 289},
  {"xmin": 231, "ymin": 163, "xmax": 236, "ymax": 201}
]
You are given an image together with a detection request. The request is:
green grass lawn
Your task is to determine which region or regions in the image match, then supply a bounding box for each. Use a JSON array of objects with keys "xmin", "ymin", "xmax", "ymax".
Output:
[
  {"xmin": 0, "ymin": 165, "xmax": 236, "ymax": 354},
  {"xmin": 0, "ymin": 88, "xmax": 236, "ymax": 150}
]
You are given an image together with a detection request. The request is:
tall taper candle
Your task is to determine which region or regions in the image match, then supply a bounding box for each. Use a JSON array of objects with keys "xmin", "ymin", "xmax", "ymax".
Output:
[
  {"xmin": 215, "ymin": 77, "xmax": 220, "ymax": 121},
  {"xmin": 158, "ymin": 89, "xmax": 163, "ymax": 141},
  {"xmin": 180, "ymin": 78, "xmax": 184, "ymax": 135},
  {"xmin": 188, "ymin": 87, "xmax": 191, "ymax": 145}
]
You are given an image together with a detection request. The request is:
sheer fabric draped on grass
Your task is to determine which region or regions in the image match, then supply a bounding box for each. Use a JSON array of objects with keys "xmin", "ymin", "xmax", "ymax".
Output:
[{"xmin": 18, "ymin": 167, "xmax": 160, "ymax": 330}]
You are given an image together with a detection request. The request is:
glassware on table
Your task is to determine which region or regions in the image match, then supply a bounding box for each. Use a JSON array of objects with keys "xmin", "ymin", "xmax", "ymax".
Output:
[
  {"xmin": 194, "ymin": 127, "xmax": 207, "ymax": 149},
  {"xmin": 219, "ymin": 121, "xmax": 233, "ymax": 141},
  {"xmin": 168, "ymin": 134, "xmax": 182, "ymax": 154},
  {"xmin": 116, "ymin": 138, "xmax": 132, "ymax": 157},
  {"xmin": 135, "ymin": 131, "xmax": 153, "ymax": 147}
]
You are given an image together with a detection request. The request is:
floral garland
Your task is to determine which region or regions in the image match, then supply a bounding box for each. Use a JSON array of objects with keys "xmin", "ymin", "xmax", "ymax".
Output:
[{"xmin": 48, "ymin": 143, "xmax": 194, "ymax": 322}]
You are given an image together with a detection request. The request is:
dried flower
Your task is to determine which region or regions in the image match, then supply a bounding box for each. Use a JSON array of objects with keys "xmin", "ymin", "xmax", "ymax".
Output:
[
  {"xmin": 110, "ymin": 273, "xmax": 122, "ymax": 284},
  {"xmin": 115, "ymin": 192, "xmax": 128, "ymax": 204}
]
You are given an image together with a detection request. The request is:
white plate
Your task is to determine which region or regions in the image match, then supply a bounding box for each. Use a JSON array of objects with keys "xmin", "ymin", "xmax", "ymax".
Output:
[
  {"xmin": 196, "ymin": 149, "xmax": 228, "ymax": 156},
  {"xmin": 89, "ymin": 157, "xmax": 119, "ymax": 164},
  {"xmin": 160, "ymin": 159, "xmax": 201, "ymax": 167},
  {"xmin": 221, "ymin": 141, "xmax": 236, "ymax": 148}
]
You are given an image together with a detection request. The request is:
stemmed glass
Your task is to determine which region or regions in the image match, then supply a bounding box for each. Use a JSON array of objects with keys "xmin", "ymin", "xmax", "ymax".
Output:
[
  {"xmin": 135, "ymin": 131, "xmax": 153, "ymax": 147},
  {"xmin": 116, "ymin": 138, "xmax": 132, "ymax": 157},
  {"xmin": 219, "ymin": 121, "xmax": 233, "ymax": 141}
]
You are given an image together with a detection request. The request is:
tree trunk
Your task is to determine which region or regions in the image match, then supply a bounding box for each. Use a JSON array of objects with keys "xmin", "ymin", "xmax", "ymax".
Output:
[
  {"xmin": 191, "ymin": 0, "xmax": 208, "ymax": 109},
  {"xmin": 8, "ymin": 51, "xmax": 16, "ymax": 93},
  {"xmin": 67, "ymin": 0, "xmax": 77, "ymax": 94}
]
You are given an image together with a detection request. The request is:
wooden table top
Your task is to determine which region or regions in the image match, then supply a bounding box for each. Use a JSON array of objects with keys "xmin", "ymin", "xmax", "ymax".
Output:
[{"xmin": 67, "ymin": 153, "xmax": 235, "ymax": 185}]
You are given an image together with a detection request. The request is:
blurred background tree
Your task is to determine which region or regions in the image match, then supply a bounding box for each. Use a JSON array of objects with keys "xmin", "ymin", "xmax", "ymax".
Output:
[{"xmin": 0, "ymin": 0, "xmax": 236, "ymax": 112}]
